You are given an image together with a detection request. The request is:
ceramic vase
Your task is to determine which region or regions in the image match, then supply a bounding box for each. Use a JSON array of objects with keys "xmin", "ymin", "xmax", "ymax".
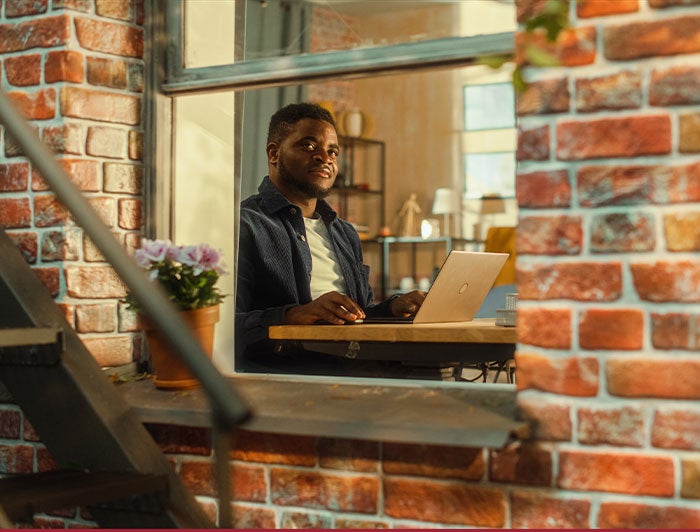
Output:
[
  {"xmin": 344, "ymin": 108, "xmax": 364, "ymax": 137},
  {"xmin": 139, "ymin": 304, "xmax": 220, "ymax": 390}
]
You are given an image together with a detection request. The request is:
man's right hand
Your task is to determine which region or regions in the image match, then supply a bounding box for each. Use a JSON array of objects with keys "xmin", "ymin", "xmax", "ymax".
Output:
[{"xmin": 284, "ymin": 292, "xmax": 366, "ymax": 325}]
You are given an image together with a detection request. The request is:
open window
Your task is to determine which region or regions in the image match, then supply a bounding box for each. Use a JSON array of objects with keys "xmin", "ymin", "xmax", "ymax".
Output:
[{"xmin": 149, "ymin": 0, "xmax": 517, "ymax": 377}]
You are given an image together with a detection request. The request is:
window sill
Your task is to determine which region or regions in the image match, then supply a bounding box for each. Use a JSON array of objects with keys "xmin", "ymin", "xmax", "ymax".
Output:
[{"xmin": 116, "ymin": 375, "xmax": 529, "ymax": 448}]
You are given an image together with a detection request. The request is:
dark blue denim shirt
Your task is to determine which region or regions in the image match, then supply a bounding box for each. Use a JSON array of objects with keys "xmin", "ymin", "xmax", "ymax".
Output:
[{"xmin": 236, "ymin": 176, "xmax": 394, "ymax": 364}]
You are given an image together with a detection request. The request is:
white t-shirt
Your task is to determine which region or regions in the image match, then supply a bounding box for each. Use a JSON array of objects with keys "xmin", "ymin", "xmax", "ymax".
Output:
[{"xmin": 303, "ymin": 216, "xmax": 347, "ymax": 300}]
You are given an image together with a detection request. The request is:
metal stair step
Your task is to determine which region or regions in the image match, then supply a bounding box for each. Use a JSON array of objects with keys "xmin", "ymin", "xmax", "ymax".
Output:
[
  {"xmin": 0, "ymin": 327, "xmax": 62, "ymax": 366},
  {"xmin": 0, "ymin": 469, "xmax": 169, "ymax": 523}
]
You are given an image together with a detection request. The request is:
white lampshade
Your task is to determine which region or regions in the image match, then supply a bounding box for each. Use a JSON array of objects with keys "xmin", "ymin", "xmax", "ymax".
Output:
[{"xmin": 432, "ymin": 188, "xmax": 460, "ymax": 215}]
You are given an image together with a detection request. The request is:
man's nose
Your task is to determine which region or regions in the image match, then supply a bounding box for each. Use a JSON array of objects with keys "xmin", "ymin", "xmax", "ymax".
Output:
[{"xmin": 313, "ymin": 150, "xmax": 333, "ymax": 162}]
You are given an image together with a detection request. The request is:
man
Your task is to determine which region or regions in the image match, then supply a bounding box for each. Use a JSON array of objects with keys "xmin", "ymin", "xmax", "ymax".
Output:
[{"xmin": 236, "ymin": 102, "xmax": 425, "ymax": 376}]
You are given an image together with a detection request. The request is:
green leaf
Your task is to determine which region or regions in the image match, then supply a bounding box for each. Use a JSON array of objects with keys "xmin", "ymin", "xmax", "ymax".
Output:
[{"xmin": 525, "ymin": 44, "xmax": 559, "ymax": 67}]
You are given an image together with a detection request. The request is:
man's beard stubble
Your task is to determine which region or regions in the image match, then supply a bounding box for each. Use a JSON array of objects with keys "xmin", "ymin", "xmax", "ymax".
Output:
[{"xmin": 278, "ymin": 158, "xmax": 333, "ymax": 200}]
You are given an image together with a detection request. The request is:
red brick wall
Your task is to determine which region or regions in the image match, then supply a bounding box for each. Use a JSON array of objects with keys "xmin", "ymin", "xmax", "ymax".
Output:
[
  {"xmin": 514, "ymin": 0, "xmax": 700, "ymax": 528},
  {"xmin": 0, "ymin": 0, "xmax": 145, "ymax": 368}
]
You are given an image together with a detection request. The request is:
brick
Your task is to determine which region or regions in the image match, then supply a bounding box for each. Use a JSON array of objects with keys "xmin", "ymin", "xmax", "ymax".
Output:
[
  {"xmin": 81, "ymin": 335, "xmax": 132, "ymax": 366},
  {"xmin": 650, "ymin": 0, "xmax": 700, "ymax": 5},
  {"xmin": 631, "ymin": 261, "xmax": 700, "ymax": 302},
  {"xmin": 144, "ymin": 423, "xmax": 211, "ymax": 455},
  {"xmin": 517, "ymin": 352, "xmax": 599, "ymax": 396},
  {"xmin": 118, "ymin": 198, "xmax": 141, "ymax": 230},
  {"xmin": 231, "ymin": 430, "xmax": 316, "ymax": 466},
  {"xmin": 53, "ymin": 0, "xmax": 92, "ymax": 11},
  {"xmin": 578, "ymin": 405, "xmax": 645, "ymax": 447},
  {"xmin": 42, "ymin": 123, "xmax": 83, "ymax": 155},
  {"xmin": 88, "ymin": 197, "xmax": 117, "ymax": 228},
  {"xmin": 682, "ymin": 457, "xmax": 700, "ymax": 499},
  {"xmin": 23, "ymin": 418, "xmax": 39, "ymax": 441},
  {"xmin": 75, "ymin": 17, "xmax": 143, "ymax": 58},
  {"xmin": 598, "ymin": 502, "xmax": 700, "ymax": 528},
  {"xmin": 0, "ymin": 162, "xmax": 29, "ymax": 191},
  {"xmin": 651, "ymin": 312, "xmax": 700, "ymax": 350},
  {"xmin": 517, "ymin": 124, "xmax": 549, "ymax": 161},
  {"xmin": 60, "ymin": 86, "xmax": 141, "ymax": 125},
  {"xmin": 33, "ymin": 267, "xmax": 60, "ymax": 297},
  {"xmin": 590, "ymin": 212, "xmax": 655, "ymax": 253},
  {"xmin": 652, "ymin": 407, "xmax": 700, "ymax": 449},
  {"xmin": 57, "ymin": 303, "xmax": 75, "ymax": 328},
  {"xmin": 6, "ymin": 0, "xmax": 49, "ymax": 16},
  {"xmin": 664, "ymin": 212, "xmax": 700, "ymax": 251},
  {"xmin": 680, "ymin": 112, "xmax": 700, "ymax": 153},
  {"xmin": 179, "ymin": 460, "xmax": 267, "ymax": 501},
  {"xmin": 34, "ymin": 194, "xmax": 70, "ymax": 227},
  {"xmin": 334, "ymin": 517, "xmax": 389, "ymax": 528},
  {"xmin": 128, "ymin": 130, "xmax": 143, "ymax": 160},
  {"xmin": 86, "ymin": 127, "xmax": 126, "ymax": 158},
  {"xmin": 118, "ymin": 302, "xmax": 138, "ymax": 332},
  {"xmin": 32, "ymin": 158, "xmax": 99, "ymax": 192},
  {"xmin": 382, "ymin": 443, "xmax": 484, "ymax": 480},
  {"xmin": 127, "ymin": 61, "xmax": 144, "ymax": 92},
  {"xmin": 518, "ymin": 307, "xmax": 571, "ymax": 349},
  {"xmin": 271, "ymin": 467, "xmax": 378, "ymax": 513},
  {"xmin": 7, "ymin": 231, "xmax": 38, "ymax": 263},
  {"xmin": 36, "ymin": 446, "xmax": 57, "ymax": 473},
  {"xmin": 95, "ymin": 0, "xmax": 133, "ymax": 21},
  {"xmin": 664, "ymin": 161, "xmax": 700, "ymax": 203},
  {"xmin": 557, "ymin": 115, "xmax": 671, "ymax": 160},
  {"xmin": 231, "ymin": 504, "xmax": 276, "ymax": 529},
  {"xmin": 517, "ymin": 169, "xmax": 570, "ymax": 208},
  {"xmin": 7, "ymin": 88, "xmax": 56, "ymax": 120},
  {"xmin": 651, "ymin": 65, "xmax": 700, "ymax": 106},
  {"xmin": 518, "ymin": 262, "xmax": 623, "ymax": 301},
  {"xmin": 518, "ymin": 215, "xmax": 582, "ymax": 255},
  {"xmin": 41, "ymin": 229, "xmax": 81, "ymax": 261},
  {"xmin": 577, "ymin": 164, "xmax": 655, "ymax": 207},
  {"xmin": 516, "ymin": 0, "xmax": 548, "ymax": 23},
  {"xmin": 0, "ymin": 444, "xmax": 34, "ymax": 474},
  {"xmin": 65, "ymin": 265, "xmax": 125, "ymax": 298},
  {"xmin": 516, "ymin": 27, "xmax": 597, "ymax": 67},
  {"xmin": 384, "ymin": 477, "xmax": 505, "ymax": 527},
  {"xmin": 4, "ymin": 53, "xmax": 41, "ymax": 86},
  {"xmin": 0, "ymin": 15, "xmax": 70, "ymax": 53},
  {"xmin": 87, "ymin": 56, "xmax": 127, "ymax": 89},
  {"xmin": 280, "ymin": 511, "xmax": 332, "ymax": 529},
  {"xmin": 517, "ymin": 392, "xmax": 572, "ymax": 441},
  {"xmin": 318, "ymin": 438, "xmax": 378, "ymax": 472},
  {"xmin": 0, "ymin": 409, "xmax": 21, "ymax": 439},
  {"xmin": 516, "ymin": 77, "xmax": 569, "ymax": 115},
  {"xmin": 104, "ymin": 163, "xmax": 142, "ymax": 193},
  {"xmin": 559, "ymin": 450, "xmax": 674, "ymax": 496},
  {"xmin": 76, "ymin": 303, "xmax": 117, "ymax": 333},
  {"xmin": 511, "ymin": 491, "xmax": 591, "ymax": 528},
  {"xmin": 579, "ymin": 308, "xmax": 643, "ymax": 350},
  {"xmin": 605, "ymin": 15, "xmax": 700, "ymax": 60},
  {"xmin": 489, "ymin": 444, "xmax": 552, "ymax": 486},
  {"xmin": 607, "ymin": 356, "xmax": 700, "ymax": 399},
  {"xmin": 576, "ymin": 71, "xmax": 642, "ymax": 112},
  {"xmin": 577, "ymin": 0, "xmax": 638, "ymax": 17},
  {"xmin": 45, "ymin": 50, "xmax": 84, "ymax": 83},
  {"xmin": 0, "ymin": 198, "xmax": 31, "ymax": 228}
]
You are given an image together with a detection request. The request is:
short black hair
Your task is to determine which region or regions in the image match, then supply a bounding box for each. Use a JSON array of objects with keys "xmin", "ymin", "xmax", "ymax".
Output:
[{"xmin": 267, "ymin": 102, "xmax": 336, "ymax": 145}]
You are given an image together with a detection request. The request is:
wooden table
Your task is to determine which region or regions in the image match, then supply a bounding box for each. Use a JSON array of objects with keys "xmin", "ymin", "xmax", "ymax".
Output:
[{"xmin": 269, "ymin": 319, "xmax": 516, "ymax": 380}]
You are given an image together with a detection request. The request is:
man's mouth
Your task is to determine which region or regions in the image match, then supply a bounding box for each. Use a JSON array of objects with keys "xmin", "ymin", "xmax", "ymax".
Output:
[{"xmin": 309, "ymin": 166, "xmax": 332, "ymax": 178}]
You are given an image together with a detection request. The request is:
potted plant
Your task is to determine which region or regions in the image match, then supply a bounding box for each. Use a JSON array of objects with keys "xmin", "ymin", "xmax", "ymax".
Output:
[{"xmin": 125, "ymin": 238, "xmax": 227, "ymax": 389}]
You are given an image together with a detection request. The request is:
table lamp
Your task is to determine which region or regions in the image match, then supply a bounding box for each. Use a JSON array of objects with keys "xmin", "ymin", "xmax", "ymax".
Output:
[
  {"xmin": 479, "ymin": 195, "xmax": 506, "ymax": 239},
  {"xmin": 432, "ymin": 188, "xmax": 460, "ymax": 237}
]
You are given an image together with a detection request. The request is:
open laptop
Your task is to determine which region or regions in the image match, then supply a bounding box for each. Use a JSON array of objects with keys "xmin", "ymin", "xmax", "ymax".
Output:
[{"xmin": 357, "ymin": 250, "xmax": 508, "ymax": 324}]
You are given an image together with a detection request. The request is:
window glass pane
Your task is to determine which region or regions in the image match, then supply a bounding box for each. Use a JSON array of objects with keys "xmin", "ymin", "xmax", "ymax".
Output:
[
  {"xmin": 184, "ymin": 0, "xmax": 236, "ymax": 68},
  {"xmin": 173, "ymin": 92, "xmax": 236, "ymax": 373}
]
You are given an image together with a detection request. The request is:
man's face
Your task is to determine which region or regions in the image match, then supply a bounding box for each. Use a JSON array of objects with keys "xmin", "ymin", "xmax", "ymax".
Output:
[{"xmin": 268, "ymin": 118, "xmax": 339, "ymax": 200}]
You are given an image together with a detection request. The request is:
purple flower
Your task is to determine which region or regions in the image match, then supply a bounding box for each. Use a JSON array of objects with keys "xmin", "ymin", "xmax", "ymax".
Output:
[{"xmin": 135, "ymin": 238, "xmax": 171, "ymax": 267}]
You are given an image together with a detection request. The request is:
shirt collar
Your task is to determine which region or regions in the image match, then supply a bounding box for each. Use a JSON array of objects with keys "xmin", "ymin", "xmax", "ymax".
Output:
[{"xmin": 258, "ymin": 176, "xmax": 337, "ymax": 222}]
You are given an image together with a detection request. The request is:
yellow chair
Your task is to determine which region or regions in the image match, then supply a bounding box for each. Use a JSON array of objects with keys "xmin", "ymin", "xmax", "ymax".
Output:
[{"xmin": 484, "ymin": 226, "xmax": 516, "ymax": 286}]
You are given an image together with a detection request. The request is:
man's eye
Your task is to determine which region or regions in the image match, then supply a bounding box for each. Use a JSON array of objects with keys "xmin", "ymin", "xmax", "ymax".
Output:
[
  {"xmin": 302, "ymin": 142, "xmax": 315, "ymax": 150},
  {"xmin": 329, "ymin": 150, "xmax": 339, "ymax": 158}
]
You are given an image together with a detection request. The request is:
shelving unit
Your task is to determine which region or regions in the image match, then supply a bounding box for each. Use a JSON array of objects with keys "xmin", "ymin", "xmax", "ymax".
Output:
[
  {"xmin": 364, "ymin": 236, "xmax": 481, "ymax": 300},
  {"xmin": 328, "ymin": 136, "xmax": 385, "ymax": 238}
]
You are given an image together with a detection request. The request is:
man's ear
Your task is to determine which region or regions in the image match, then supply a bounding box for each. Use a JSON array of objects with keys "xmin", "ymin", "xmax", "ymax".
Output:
[{"xmin": 267, "ymin": 142, "xmax": 279, "ymax": 166}]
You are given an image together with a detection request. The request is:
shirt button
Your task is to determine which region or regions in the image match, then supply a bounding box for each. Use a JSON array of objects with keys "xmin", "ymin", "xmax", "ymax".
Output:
[
  {"xmin": 300, "ymin": 234, "xmax": 306, "ymax": 242},
  {"xmin": 290, "ymin": 207, "xmax": 296, "ymax": 215}
]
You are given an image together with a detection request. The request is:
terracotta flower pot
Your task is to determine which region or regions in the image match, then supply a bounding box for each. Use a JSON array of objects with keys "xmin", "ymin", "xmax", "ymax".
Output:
[{"xmin": 139, "ymin": 304, "xmax": 220, "ymax": 390}]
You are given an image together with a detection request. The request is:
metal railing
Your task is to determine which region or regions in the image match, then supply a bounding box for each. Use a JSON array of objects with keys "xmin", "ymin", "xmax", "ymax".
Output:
[{"xmin": 0, "ymin": 90, "xmax": 250, "ymax": 527}]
